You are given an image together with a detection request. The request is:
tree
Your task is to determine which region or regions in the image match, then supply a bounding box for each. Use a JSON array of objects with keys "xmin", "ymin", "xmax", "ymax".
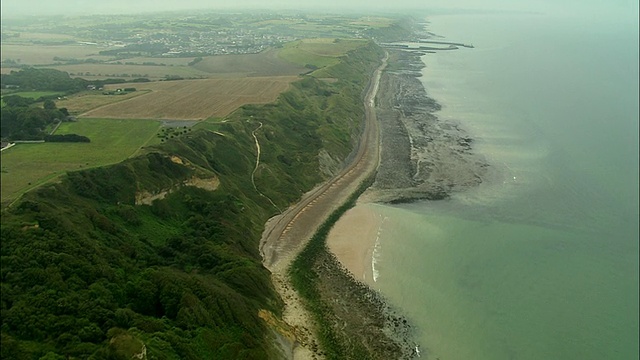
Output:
[
  {"xmin": 43, "ymin": 99, "xmax": 57, "ymax": 110},
  {"xmin": 2, "ymin": 95, "xmax": 33, "ymax": 107}
]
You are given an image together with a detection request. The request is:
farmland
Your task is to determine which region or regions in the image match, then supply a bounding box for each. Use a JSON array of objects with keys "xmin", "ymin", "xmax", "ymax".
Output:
[
  {"xmin": 0, "ymin": 118, "xmax": 161, "ymax": 205},
  {"xmin": 47, "ymin": 62, "xmax": 211, "ymax": 80},
  {"xmin": 81, "ymin": 76, "xmax": 299, "ymax": 120},
  {"xmin": 1, "ymin": 35, "xmax": 374, "ymax": 203},
  {"xmin": 0, "ymin": 12, "xmax": 406, "ymax": 204},
  {"xmin": 0, "ymin": 43, "xmax": 115, "ymax": 66},
  {"xmin": 2, "ymin": 47, "xmax": 308, "ymax": 80},
  {"xmin": 0, "ymin": 9, "xmax": 421, "ymax": 359},
  {"xmin": 279, "ymin": 38, "xmax": 367, "ymax": 69},
  {"xmin": 54, "ymin": 90, "xmax": 149, "ymax": 115},
  {"xmin": 192, "ymin": 49, "xmax": 308, "ymax": 77}
]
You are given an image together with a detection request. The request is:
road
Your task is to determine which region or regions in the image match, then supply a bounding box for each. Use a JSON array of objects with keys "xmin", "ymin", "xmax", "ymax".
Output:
[
  {"xmin": 260, "ymin": 53, "xmax": 386, "ymax": 272},
  {"xmin": 259, "ymin": 51, "xmax": 387, "ymax": 359}
]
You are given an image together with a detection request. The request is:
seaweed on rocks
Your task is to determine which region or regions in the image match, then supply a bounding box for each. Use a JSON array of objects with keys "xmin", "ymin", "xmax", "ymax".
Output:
[
  {"xmin": 289, "ymin": 176, "xmax": 419, "ymax": 359},
  {"xmin": 313, "ymin": 251, "xmax": 418, "ymax": 359},
  {"xmin": 370, "ymin": 49, "xmax": 488, "ymax": 203}
]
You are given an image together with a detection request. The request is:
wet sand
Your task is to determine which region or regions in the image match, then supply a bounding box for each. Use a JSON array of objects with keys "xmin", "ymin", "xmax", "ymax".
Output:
[
  {"xmin": 328, "ymin": 48, "xmax": 487, "ymax": 297},
  {"xmin": 260, "ymin": 52, "xmax": 393, "ymax": 359},
  {"xmin": 326, "ymin": 203, "xmax": 381, "ymax": 286}
]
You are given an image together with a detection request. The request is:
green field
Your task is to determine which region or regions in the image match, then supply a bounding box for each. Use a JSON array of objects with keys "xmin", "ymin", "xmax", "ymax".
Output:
[
  {"xmin": 192, "ymin": 49, "xmax": 307, "ymax": 77},
  {"xmin": 3, "ymin": 91, "xmax": 63, "ymax": 99},
  {"xmin": 278, "ymin": 38, "xmax": 367, "ymax": 70},
  {"xmin": 0, "ymin": 118, "xmax": 162, "ymax": 205}
]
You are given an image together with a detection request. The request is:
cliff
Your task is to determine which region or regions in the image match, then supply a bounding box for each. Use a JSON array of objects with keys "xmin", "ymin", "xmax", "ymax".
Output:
[{"xmin": 0, "ymin": 41, "xmax": 384, "ymax": 359}]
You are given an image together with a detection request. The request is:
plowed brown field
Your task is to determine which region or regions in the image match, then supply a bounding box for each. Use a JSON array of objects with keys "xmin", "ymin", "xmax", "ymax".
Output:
[{"xmin": 82, "ymin": 76, "xmax": 299, "ymax": 120}]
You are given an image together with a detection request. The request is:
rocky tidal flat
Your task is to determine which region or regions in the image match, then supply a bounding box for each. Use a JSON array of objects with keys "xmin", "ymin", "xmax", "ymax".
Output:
[{"xmin": 370, "ymin": 49, "xmax": 488, "ymax": 203}]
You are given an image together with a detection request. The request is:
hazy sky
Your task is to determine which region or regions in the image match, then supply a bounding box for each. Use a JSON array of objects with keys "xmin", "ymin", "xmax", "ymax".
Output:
[{"xmin": 1, "ymin": 0, "xmax": 638, "ymax": 21}]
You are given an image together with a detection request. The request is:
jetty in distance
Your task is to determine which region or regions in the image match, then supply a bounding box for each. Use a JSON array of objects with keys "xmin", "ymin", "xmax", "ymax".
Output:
[
  {"xmin": 418, "ymin": 40, "xmax": 474, "ymax": 48},
  {"xmin": 381, "ymin": 40, "xmax": 474, "ymax": 52}
]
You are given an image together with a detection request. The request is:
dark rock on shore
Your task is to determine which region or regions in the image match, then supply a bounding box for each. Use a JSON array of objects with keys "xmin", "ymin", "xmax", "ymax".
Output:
[
  {"xmin": 313, "ymin": 251, "xmax": 418, "ymax": 359},
  {"xmin": 308, "ymin": 46, "xmax": 489, "ymax": 360},
  {"xmin": 369, "ymin": 49, "xmax": 488, "ymax": 203}
]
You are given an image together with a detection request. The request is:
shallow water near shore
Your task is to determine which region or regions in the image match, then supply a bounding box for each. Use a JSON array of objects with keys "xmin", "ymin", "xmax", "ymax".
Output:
[{"xmin": 370, "ymin": 13, "xmax": 639, "ymax": 360}]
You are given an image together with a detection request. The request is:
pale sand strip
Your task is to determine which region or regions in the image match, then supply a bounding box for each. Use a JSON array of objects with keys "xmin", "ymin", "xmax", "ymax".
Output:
[{"xmin": 326, "ymin": 203, "xmax": 381, "ymax": 287}]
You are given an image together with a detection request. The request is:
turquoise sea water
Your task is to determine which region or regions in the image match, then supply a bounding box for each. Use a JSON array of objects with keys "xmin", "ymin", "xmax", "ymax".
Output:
[{"xmin": 371, "ymin": 13, "xmax": 639, "ymax": 360}]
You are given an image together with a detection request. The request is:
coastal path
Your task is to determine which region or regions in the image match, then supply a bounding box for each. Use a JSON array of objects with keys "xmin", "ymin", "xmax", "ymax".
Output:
[
  {"xmin": 251, "ymin": 122, "xmax": 282, "ymax": 213},
  {"xmin": 259, "ymin": 51, "xmax": 387, "ymax": 359}
]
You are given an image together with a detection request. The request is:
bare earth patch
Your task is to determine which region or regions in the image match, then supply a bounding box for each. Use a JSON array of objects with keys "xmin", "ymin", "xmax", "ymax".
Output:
[{"xmin": 135, "ymin": 176, "xmax": 219, "ymax": 205}]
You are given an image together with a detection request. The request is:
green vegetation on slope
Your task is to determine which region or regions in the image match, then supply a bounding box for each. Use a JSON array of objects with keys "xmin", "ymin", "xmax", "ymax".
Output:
[
  {"xmin": 289, "ymin": 175, "xmax": 377, "ymax": 359},
  {"xmin": 278, "ymin": 38, "xmax": 367, "ymax": 71},
  {"xmin": 1, "ymin": 41, "xmax": 385, "ymax": 359},
  {"xmin": 1, "ymin": 118, "xmax": 161, "ymax": 205},
  {"xmin": 1, "ymin": 150, "xmax": 280, "ymax": 359}
]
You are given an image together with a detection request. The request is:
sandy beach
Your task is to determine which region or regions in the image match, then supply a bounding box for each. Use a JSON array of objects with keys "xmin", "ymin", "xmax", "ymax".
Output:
[
  {"xmin": 259, "ymin": 52, "xmax": 391, "ymax": 359},
  {"xmin": 260, "ymin": 44, "xmax": 486, "ymax": 359},
  {"xmin": 326, "ymin": 203, "xmax": 381, "ymax": 286},
  {"xmin": 328, "ymin": 48, "xmax": 487, "ymax": 300}
]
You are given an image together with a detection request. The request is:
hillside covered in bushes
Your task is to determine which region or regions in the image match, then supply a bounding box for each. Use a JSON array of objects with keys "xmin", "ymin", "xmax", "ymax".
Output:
[{"xmin": 1, "ymin": 41, "xmax": 384, "ymax": 359}]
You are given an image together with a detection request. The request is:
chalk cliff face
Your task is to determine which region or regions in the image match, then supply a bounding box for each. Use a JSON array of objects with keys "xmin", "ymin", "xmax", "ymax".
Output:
[
  {"xmin": 134, "ymin": 155, "xmax": 221, "ymax": 205},
  {"xmin": 369, "ymin": 49, "xmax": 488, "ymax": 203}
]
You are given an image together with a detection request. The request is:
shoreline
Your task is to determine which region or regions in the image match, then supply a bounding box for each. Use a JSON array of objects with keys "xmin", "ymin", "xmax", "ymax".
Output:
[
  {"xmin": 262, "ymin": 30, "xmax": 488, "ymax": 358},
  {"xmin": 326, "ymin": 203, "xmax": 382, "ymax": 286},
  {"xmin": 327, "ymin": 45, "xmax": 489, "ymax": 335},
  {"xmin": 260, "ymin": 51, "xmax": 398, "ymax": 359},
  {"xmin": 369, "ymin": 48, "xmax": 488, "ymax": 204}
]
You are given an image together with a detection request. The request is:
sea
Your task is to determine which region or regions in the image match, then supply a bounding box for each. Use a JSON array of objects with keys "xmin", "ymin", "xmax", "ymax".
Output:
[{"xmin": 368, "ymin": 11, "xmax": 639, "ymax": 360}]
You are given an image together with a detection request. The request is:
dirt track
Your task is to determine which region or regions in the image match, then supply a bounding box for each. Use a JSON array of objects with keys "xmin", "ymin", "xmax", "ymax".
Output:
[{"xmin": 259, "ymin": 53, "xmax": 387, "ymax": 359}]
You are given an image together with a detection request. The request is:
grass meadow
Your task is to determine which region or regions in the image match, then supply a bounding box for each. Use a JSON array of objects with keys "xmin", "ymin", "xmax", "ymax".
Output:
[
  {"xmin": 278, "ymin": 38, "xmax": 367, "ymax": 70},
  {"xmin": 192, "ymin": 49, "xmax": 307, "ymax": 77},
  {"xmin": 1, "ymin": 118, "xmax": 162, "ymax": 205},
  {"xmin": 3, "ymin": 91, "xmax": 63, "ymax": 99}
]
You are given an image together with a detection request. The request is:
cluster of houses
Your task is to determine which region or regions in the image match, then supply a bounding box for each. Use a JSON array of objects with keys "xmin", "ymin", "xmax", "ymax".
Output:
[{"xmin": 41, "ymin": 13, "xmax": 384, "ymax": 58}]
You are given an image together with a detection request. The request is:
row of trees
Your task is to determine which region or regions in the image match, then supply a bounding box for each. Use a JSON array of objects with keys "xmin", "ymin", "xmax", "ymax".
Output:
[
  {"xmin": 1, "ymin": 68, "xmax": 87, "ymax": 92},
  {"xmin": 98, "ymin": 43, "xmax": 170, "ymax": 57},
  {"xmin": 0, "ymin": 67, "xmax": 149, "ymax": 92},
  {"xmin": 44, "ymin": 134, "xmax": 90, "ymax": 143},
  {"xmin": 0, "ymin": 100, "xmax": 70, "ymax": 140}
]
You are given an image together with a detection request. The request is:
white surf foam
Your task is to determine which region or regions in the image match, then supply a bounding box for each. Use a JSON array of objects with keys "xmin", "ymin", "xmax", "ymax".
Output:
[{"xmin": 371, "ymin": 216, "xmax": 388, "ymax": 283}]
